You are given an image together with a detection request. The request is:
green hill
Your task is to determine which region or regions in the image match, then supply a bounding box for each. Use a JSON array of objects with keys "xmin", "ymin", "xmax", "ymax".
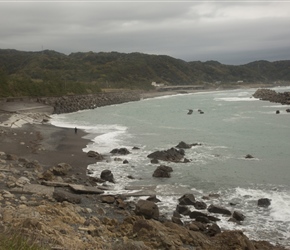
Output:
[{"xmin": 0, "ymin": 49, "xmax": 289, "ymax": 97}]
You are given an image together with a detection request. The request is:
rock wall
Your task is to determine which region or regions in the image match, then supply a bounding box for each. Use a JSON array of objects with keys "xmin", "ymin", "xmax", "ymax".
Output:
[
  {"xmin": 253, "ymin": 89, "xmax": 290, "ymax": 105},
  {"xmin": 37, "ymin": 91, "xmax": 141, "ymax": 114}
]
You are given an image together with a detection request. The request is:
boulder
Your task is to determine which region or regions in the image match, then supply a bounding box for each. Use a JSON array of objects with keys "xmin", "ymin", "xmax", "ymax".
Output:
[
  {"xmin": 207, "ymin": 215, "xmax": 220, "ymax": 222},
  {"xmin": 110, "ymin": 148, "xmax": 130, "ymax": 155},
  {"xmin": 276, "ymin": 110, "xmax": 280, "ymax": 114},
  {"xmin": 245, "ymin": 154, "xmax": 254, "ymax": 159},
  {"xmin": 193, "ymin": 200, "xmax": 207, "ymax": 210},
  {"xmin": 176, "ymin": 205, "xmax": 191, "ymax": 216},
  {"xmin": 101, "ymin": 195, "xmax": 115, "ymax": 204},
  {"xmin": 207, "ymin": 204, "xmax": 231, "ymax": 216},
  {"xmin": 196, "ymin": 216, "xmax": 210, "ymax": 223},
  {"xmin": 152, "ymin": 165, "xmax": 173, "ymax": 178},
  {"xmin": 233, "ymin": 211, "xmax": 246, "ymax": 221},
  {"xmin": 87, "ymin": 150, "xmax": 103, "ymax": 160},
  {"xmin": 52, "ymin": 163, "xmax": 72, "ymax": 176},
  {"xmin": 189, "ymin": 211, "xmax": 208, "ymax": 219},
  {"xmin": 205, "ymin": 223, "xmax": 221, "ymax": 236},
  {"xmin": 150, "ymin": 158, "xmax": 159, "ymax": 164},
  {"xmin": 100, "ymin": 169, "xmax": 115, "ymax": 183},
  {"xmin": 135, "ymin": 199, "xmax": 159, "ymax": 220},
  {"xmin": 228, "ymin": 217, "xmax": 242, "ymax": 225},
  {"xmin": 178, "ymin": 193, "xmax": 195, "ymax": 205},
  {"xmin": 147, "ymin": 147, "xmax": 185, "ymax": 162},
  {"xmin": 53, "ymin": 190, "xmax": 81, "ymax": 204},
  {"xmin": 286, "ymin": 108, "xmax": 290, "ymax": 113},
  {"xmin": 257, "ymin": 198, "xmax": 271, "ymax": 207},
  {"xmin": 190, "ymin": 211, "xmax": 220, "ymax": 222},
  {"xmin": 187, "ymin": 109, "xmax": 193, "ymax": 115}
]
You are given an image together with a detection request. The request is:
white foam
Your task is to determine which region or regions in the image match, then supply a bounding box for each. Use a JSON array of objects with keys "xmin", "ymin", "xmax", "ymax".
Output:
[
  {"xmin": 84, "ymin": 125, "xmax": 129, "ymax": 154},
  {"xmin": 219, "ymin": 187, "xmax": 290, "ymax": 246},
  {"xmin": 263, "ymin": 104, "xmax": 290, "ymax": 108},
  {"xmin": 215, "ymin": 97, "xmax": 258, "ymax": 102}
]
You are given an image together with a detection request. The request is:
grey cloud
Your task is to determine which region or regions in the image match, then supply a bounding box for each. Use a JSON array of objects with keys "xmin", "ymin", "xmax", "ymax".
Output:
[{"xmin": 0, "ymin": 1, "xmax": 290, "ymax": 64}]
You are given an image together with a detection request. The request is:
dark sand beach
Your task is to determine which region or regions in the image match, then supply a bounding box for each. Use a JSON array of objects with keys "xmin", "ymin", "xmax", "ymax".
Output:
[{"xmin": 0, "ymin": 121, "xmax": 96, "ymax": 183}]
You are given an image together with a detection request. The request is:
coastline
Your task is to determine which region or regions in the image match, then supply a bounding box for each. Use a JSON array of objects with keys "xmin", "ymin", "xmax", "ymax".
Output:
[
  {"xmin": 1, "ymin": 88, "xmax": 289, "ymax": 249},
  {"xmin": 0, "ymin": 84, "xmax": 288, "ymax": 182},
  {"xmin": 0, "ymin": 122, "xmax": 96, "ymax": 184}
]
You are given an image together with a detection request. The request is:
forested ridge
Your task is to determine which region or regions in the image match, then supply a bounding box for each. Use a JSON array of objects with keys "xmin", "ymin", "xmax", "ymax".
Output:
[{"xmin": 0, "ymin": 49, "xmax": 289, "ymax": 97}]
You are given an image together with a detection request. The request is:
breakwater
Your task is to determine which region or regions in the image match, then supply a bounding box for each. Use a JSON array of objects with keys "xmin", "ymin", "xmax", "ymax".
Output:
[
  {"xmin": 38, "ymin": 90, "xmax": 142, "ymax": 114},
  {"xmin": 253, "ymin": 88, "xmax": 290, "ymax": 105}
]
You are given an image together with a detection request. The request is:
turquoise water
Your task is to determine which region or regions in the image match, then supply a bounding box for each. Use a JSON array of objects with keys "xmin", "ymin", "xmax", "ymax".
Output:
[{"xmin": 51, "ymin": 87, "xmax": 290, "ymax": 247}]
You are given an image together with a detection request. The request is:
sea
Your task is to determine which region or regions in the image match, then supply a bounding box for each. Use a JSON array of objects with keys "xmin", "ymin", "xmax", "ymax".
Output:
[{"xmin": 51, "ymin": 86, "xmax": 290, "ymax": 248}]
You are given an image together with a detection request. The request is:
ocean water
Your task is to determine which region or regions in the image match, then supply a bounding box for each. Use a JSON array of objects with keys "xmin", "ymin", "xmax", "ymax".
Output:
[{"xmin": 51, "ymin": 86, "xmax": 290, "ymax": 247}]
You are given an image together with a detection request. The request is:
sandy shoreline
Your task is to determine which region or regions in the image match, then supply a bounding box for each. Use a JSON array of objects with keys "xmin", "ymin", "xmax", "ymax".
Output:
[
  {"xmin": 0, "ymin": 84, "xmax": 285, "ymax": 177},
  {"xmin": 0, "ymin": 120, "xmax": 96, "ymax": 183}
]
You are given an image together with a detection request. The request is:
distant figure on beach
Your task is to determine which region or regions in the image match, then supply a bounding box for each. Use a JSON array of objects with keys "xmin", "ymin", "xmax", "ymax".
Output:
[{"xmin": 75, "ymin": 127, "xmax": 78, "ymax": 134}]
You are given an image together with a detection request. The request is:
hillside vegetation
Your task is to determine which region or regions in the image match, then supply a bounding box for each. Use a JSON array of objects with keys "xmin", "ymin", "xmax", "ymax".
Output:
[{"xmin": 0, "ymin": 49, "xmax": 290, "ymax": 97}]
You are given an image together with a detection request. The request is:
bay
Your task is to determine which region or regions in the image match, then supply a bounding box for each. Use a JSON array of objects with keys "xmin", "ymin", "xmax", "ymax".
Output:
[{"xmin": 51, "ymin": 86, "xmax": 290, "ymax": 247}]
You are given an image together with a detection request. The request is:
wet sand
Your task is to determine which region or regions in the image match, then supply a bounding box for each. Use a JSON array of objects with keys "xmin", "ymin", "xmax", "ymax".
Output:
[{"xmin": 0, "ymin": 117, "xmax": 96, "ymax": 182}]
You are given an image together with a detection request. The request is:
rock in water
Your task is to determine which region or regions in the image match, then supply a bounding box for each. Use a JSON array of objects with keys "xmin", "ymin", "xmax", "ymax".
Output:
[
  {"xmin": 100, "ymin": 169, "xmax": 115, "ymax": 183},
  {"xmin": 257, "ymin": 198, "xmax": 271, "ymax": 207}
]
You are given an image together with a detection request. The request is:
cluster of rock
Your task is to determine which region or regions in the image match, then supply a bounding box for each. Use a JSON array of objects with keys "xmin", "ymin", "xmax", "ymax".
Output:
[
  {"xmin": 187, "ymin": 109, "xmax": 204, "ymax": 115},
  {"xmin": 0, "ymin": 150, "xmax": 283, "ymax": 250},
  {"xmin": 0, "ymin": 144, "xmax": 286, "ymax": 250},
  {"xmin": 37, "ymin": 91, "xmax": 141, "ymax": 114},
  {"xmin": 253, "ymin": 88, "xmax": 290, "ymax": 106}
]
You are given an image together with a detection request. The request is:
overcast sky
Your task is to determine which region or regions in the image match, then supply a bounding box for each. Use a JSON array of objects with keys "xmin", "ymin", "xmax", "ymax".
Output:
[{"xmin": 0, "ymin": 1, "xmax": 289, "ymax": 65}]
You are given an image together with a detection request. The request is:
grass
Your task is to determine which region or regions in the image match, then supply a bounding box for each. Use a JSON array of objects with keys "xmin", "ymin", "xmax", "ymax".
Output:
[{"xmin": 0, "ymin": 230, "xmax": 50, "ymax": 250}]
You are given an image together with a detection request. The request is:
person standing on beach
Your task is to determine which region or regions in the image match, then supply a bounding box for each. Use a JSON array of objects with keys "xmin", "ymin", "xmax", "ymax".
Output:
[{"xmin": 75, "ymin": 127, "xmax": 77, "ymax": 134}]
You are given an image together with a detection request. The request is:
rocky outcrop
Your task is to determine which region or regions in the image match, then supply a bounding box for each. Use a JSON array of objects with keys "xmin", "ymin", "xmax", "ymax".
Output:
[
  {"xmin": 178, "ymin": 193, "xmax": 196, "ymax": 205},
  {"xmin": 253, "ymin": 89, "xmax": 290, "ymax": 105},
  {"xmin": 176, "ymin": 141, "xmax": 201, "ymax": 149},
  {"xmin": 0, "ymin": 151, "xmax": 287, "ymax": 250},
  {"xmin": 207, "ymin": 204, "xmax": 232, "ymax": 216},
  {"xmin": 110, "ymin": 147, "xmax": 130, "ymax": 155},
  {"xmin": 37, "ymin": 91, "xmax": 141, "ymax": 114},
  {"xmin": 100, "ymin": 169, "xmax": 115, "ymax": 183},
  {"xmin": 152, "ymin": 165, "xmax": 173, "ymax": 178},
  {"xmin": 147, "ymin": 147, "xmax": 185, "ymax": 162}
]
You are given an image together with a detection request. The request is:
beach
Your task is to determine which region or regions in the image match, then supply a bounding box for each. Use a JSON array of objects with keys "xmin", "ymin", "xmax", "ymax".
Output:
[
  {"xmin": 0, "ymin": 110, "xmax": 96, "ymax": 184},
  {"xmin": 0, "ymin": 91, "xmax": 289, "ymax": 250}
]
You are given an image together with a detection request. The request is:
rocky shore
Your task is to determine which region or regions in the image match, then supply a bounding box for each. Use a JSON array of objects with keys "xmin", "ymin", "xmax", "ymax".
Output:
[
  {"xmin": 0, "ymin": 90, "xmax": 289, "ymax": 250},
  {"xmin": 253, "ymin": 88, "xmax": 290, "ymax": 105}
]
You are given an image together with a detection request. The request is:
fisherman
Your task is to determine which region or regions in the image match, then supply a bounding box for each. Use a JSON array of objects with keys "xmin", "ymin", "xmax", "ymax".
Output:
[{"xmin": 75, "ymin": 127, "xmax": 78, "ymax": 134}]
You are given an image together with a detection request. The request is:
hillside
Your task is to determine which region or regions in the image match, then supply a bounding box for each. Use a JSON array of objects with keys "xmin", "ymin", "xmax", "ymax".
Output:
[{"xmin": 0, "ymin": 49, "xmax": 290, "ymax": 97}]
